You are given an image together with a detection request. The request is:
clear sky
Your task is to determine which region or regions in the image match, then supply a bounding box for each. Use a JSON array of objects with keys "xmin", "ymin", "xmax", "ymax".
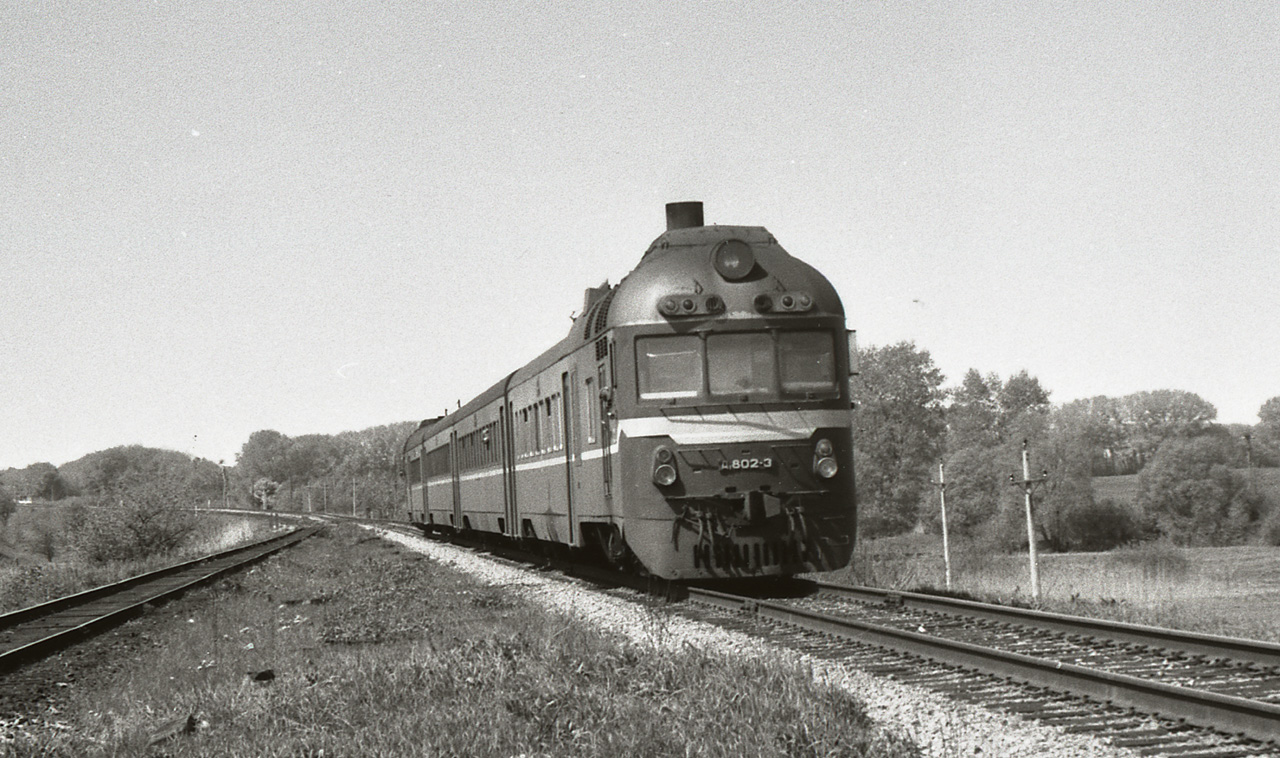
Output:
[{"xmin": 3, "ymin": 2, "xmax": 1277, "ymax": 470}]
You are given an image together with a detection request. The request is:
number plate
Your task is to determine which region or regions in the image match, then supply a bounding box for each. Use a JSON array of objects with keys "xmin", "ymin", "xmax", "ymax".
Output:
[{"xmin": 719, "ymin": 457, "xmax": 774, "ymax": 471}]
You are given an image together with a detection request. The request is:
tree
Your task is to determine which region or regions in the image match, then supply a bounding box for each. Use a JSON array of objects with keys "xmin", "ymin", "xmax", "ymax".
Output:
[
  {"xmin": 237, "ymin": 430, "xmax": 293, "ymax": 485},
  {"xmin": 1137, "ymin": 436, "xmax": 1262, "ymax": 545},
  {"xmin": 852, "ymin": 342, "xmax": 947, "ymax": 537},
  {"xmin": 0, "ymin": 484, "xmax": 15, "ymax": 532},
  {"xmin": 251, "ymin": 478, "xmax": 281, "ymax": 510},
  {"xmin": 996, "ymin": 370, "xmax": 1051, "ymax": 433},
  {"xmin": 1257, "ymin": 396, "xmax": 1280, "ymax": 438},
  {"xmin": 1120, "ymin": 390, "xmax": 1217, "ymax": 467},
  {"xmin": 947, "ymin": 369, "xmax": 1001, "ymax": 450}
]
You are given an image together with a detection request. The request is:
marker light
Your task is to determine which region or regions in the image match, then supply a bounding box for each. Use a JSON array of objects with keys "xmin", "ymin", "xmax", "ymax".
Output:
[
  {"xmin": 712, "ymin": 239, "xmax": 755, "ymax": 281},
  {"xmin": 754, "ymin": 294, "xmax": 773, "ymax": 312},
  {"xmin": 815, "ymin": 438, "xmax": 834, "ymax": 457}
]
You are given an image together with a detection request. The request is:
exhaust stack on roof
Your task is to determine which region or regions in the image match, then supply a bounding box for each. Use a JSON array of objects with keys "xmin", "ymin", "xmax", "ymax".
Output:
[{"xmin": 665, "ymin": 201, "xmax": 704, "ymax": 231}]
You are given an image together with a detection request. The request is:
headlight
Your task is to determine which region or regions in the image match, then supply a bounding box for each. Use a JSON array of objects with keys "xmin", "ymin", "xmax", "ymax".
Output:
[
  {"xmin": 653, "ymin": 446, "xmax": 678, "ymax": 486},
  {"xmin": 815, "ymin": 457, "xmax": 839, "ymax": 479},
  {"xmin": 815, "ymin": 438, "xmax": 834, "ymax": 457},
  {"xmin": 653, "ymin": 464, "xmax": 678, "ymax": 486}
]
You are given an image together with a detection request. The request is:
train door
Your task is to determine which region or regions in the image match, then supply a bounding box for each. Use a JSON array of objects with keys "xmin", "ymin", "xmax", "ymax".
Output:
[
  {"xmin": 561, "ymin": 371, "xmax": 577, "ymax": 545},
  {"xmin": 502, "ymin": 404, "xmax": 518, "ymax": 537},
  {"xmin": 449, "ymin": 431, "xmax": 462, "ymax": 528},
  {"xmin": 597, "ymin": 340, "xmax": 613, "ymax": 501}
]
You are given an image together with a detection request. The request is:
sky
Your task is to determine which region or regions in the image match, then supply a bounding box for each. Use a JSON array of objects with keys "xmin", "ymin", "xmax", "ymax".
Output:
[{"xmin": 3, "ymin": 1, "xmax": 1277, "ymax": 470}]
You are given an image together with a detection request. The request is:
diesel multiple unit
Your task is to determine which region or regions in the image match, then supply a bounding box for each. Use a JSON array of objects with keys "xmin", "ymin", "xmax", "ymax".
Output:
[{"xmin": 401, "ymin": 202, "xmax": 856, "ymax": 580}]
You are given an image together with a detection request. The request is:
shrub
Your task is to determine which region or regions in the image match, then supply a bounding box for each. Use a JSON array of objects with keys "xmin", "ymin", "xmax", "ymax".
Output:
[
  {"xmin": 1058, "ymin": 498, "xmax": 1140, "ymax": 551},
  {"xmin": 1262, "ymin": 510, "xmax": 1280, "ymax": 547},
  {"xmin": 68, "ymin": 481, "xmax": 197, "ymax": 564}
]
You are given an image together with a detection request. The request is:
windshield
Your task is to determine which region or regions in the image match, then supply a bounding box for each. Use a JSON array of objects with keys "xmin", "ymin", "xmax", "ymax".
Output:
[
  {"xmin": 636, "ymin": 335, "xmax": 703, "ymax": 400},
  {"xmin": 636, "ymin": 330, "xmax": 838, "ymax": 402}
]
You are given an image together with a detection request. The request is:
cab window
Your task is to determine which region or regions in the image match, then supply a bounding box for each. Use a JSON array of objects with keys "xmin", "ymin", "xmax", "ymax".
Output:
[
  {"xmin": 707, "ymin": 333, "xmax": 773, "ymax": 397},
  {"xmin": 636, "ymin": 335, "xmax": 702, "ymax": 400},
  {"xmin": 779, "ymin": 331, "xmax": 837, "ymax": 394}
]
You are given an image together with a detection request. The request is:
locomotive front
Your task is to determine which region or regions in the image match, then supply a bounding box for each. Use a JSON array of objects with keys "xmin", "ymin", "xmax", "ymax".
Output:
[{"xmin": 609, "ymin": 203, "xmax": 856, "ymax": 579}]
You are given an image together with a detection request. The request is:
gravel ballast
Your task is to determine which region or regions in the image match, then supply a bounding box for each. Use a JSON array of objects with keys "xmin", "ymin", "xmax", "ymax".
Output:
[{"xmin": 375, "ymin": 528, "xmax": 1137, "ymax": 758}]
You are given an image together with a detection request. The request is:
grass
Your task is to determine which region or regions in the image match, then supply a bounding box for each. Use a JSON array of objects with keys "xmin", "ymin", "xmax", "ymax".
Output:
[
  {"xmin": 823, "ymin": 532, "xmax": 1280, "ymax": 642},
  {"xmin": 5, "ymin": 525, "xmax": 918, "ymax": 757}
]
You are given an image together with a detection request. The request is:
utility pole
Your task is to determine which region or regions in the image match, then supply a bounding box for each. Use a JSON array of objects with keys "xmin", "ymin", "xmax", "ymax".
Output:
[
  {"xmin": 936, "ymin": 462, "xmax": 952, "ymax": 591},
  {"xmin": 1009, "ymin": 440, "xmax": 1048, "ymax": 604}
]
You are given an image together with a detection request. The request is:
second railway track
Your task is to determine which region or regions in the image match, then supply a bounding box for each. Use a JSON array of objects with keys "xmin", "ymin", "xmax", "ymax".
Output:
[
  {"xmin": 0, "ymin": 526, "xmax": 318, "ymax": 674},
  {"xmin": 687, "ymin": 581, "xmax": 1280, "ymax": 754}
]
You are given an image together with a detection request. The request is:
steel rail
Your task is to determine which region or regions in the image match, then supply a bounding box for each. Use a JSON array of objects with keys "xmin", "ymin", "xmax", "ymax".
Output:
[
  {"xmin": 689, "ymin": 586, "xmax": 1280, "ymax": 744},
  {"xmin": 0, "ymin": 527, "xmax": 318, "ymax": 672},
  {"xmin": 813, "ymin": 582, "xmax": 1280, "ymax": 669}
]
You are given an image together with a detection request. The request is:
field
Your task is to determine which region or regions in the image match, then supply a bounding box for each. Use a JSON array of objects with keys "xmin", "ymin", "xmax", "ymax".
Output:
[
  {"xmin": 826, "ymin": 532, "xmax": 1280, "ymax": 642},
  {"xmin": 3, "ymin": 524, "xmax": 913, "ymax": 756}
]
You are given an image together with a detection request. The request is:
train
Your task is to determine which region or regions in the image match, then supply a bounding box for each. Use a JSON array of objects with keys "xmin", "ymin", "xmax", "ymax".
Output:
[{"xmin": 400, "ymin": 202, "xmax": 857, "ymax": 580}]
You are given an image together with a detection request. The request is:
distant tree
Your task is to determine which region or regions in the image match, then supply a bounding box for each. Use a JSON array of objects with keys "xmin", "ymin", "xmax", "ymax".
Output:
[
  {"xmin": 1055, "ymin": 397, "xmax": 1130, "ymax": 475},
  {"xmin": 947, "ymin": 370, "xmax": 1001, "ymax": 450},
  {"xmin": 1120, "ymin": 390, "xmax": 1217, "ymax": 467},
  {"xmin": 852, "ymin": 342, "xmax": 947, "ymax": 537},
  {"xmin": 1259, "ymin": 397, "xmax": 1280, "ymax": 460},
  {"xmin": 1137, "ymin": 436, "xmax": 1262, "ymax": 545},
  {"xmin": 237, "ymin": 431, "xmax": 293, "ymax": 484},
  {"xmin": 0, "ymin": 484, "xmax": 15, "ymax": 531},
  {"xmin": 251, "ymin": 478, "xmax": 280, "ymax": 510},
  {"xmin": 996, "ymin": 370, "xmax": 1051, "ymax": 434}
]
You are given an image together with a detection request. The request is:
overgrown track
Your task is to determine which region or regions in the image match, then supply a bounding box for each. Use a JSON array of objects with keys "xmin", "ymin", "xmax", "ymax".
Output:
[
  {"xmin": 0, "ymin": 527, "xmax": 318, "ymax": 673},
  {"xmin": 690, "ymin": 583, "xmax": 1280, "ymax": 753}
]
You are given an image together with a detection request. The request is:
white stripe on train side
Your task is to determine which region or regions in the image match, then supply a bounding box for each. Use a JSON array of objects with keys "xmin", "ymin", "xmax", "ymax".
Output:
[
  {"xmin": 418, "ymin": 409, "xmax": 848, "ymax": 485},
  {"xmin": 619, "ymin": 408, "xmax": 851, "ymax": 444}
]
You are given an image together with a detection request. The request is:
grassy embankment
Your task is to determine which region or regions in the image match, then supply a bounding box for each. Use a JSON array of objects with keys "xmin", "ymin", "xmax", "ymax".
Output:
[
  {"xmin": 0, "ymin": 503, "xmax": 278, "ymax": 615},
  {"xmin": 825, "ymin": 470, "xmax": 1280, "ymax": 641},
  {"xmin": 8, "ymin": 524, "xmax": 917, "ymax": 757}
]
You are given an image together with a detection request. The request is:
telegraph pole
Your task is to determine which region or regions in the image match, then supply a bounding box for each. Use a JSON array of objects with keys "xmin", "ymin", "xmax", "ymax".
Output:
[
  {"xmin": 936, "ymin": 462, "xmax": 953, "ymax": 591},
  {"xmin": 1009, "ymin": 440, "xmax": 1048, "ymax": 604}
]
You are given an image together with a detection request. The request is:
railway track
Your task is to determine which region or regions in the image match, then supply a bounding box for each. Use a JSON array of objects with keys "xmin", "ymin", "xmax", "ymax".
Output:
[
  {"xmin": 0, "ymin": 527, "xmax": 318, "ymax": 673},
  {"xmin": 688, "ymin": 582, "xmax": 1280, "ymax": 756}
]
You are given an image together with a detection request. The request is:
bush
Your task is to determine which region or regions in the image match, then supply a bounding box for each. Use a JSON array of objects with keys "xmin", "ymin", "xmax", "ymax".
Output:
[
  {"xmin": 68, "ymin": 481, "xmax": 197, "ymax": 564},
  {"xmin": 1262, "ymin": 510, "xmax": 1280, "ymax": 546},
  {"xmin": 1058, "ymin": 498, "xmax": 1140, "ymax": 551}
]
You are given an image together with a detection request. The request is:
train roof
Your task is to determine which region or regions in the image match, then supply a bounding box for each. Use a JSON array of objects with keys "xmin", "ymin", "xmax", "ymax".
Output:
[{"xmin": 403, "ymin": 206, "xmax": 844, "ymax": 453}]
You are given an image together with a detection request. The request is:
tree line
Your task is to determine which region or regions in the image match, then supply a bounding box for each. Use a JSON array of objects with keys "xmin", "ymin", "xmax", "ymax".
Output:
[
  {"xmin": 853, "ymin": 341, "xmax": 1280, "ymax": 551},
  {"xmin": 0, "ymin": 421, "xmax": 418, "ymax": 522},
  {"xmin": 6, "ymin": 349, "xmax": 1279, "ymax": 555}
]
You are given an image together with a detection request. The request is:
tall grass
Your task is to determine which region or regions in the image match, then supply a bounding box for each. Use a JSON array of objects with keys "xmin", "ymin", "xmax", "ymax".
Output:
[
  {"xmin": 0, "ymin": 508, "xmax": 275, "ymax": 615},
  {"xmin": 824, "ymin": 533, "xmax": 1280, "ymax": 641}
]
